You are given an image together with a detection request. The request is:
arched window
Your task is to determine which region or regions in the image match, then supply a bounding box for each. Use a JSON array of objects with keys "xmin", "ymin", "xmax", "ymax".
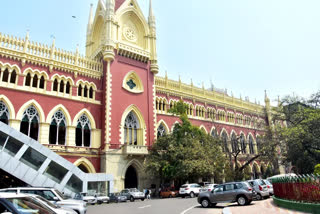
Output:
[
  {"xmin": 256, "ymin": 136, "xmax": 261, "ymax": 153},
  {"xmin": 10, "ymin": 70, "xmax": 17, "ymax": 84},
  {"xmin": 249, "ymin": 135, "xmax": 254, "ymax": 154},
  {"xmin": 32, "ymin": 74, "xmax": 38, "ymax": 88},
  {"xmin": 76, "ymin": 114, "xmax": 91, "ymax": 147},
  {"xmin": 0, "ymin": 101, "xmax": 9, "ymax": 125},
  {"xmin": 78, "ymin": 85, "xmax": 82, "ymax": 96},
  {"xmin": 53, "ymin": 79, "xmax": 58, "ymax": 91},
  {"xmin": 66, "ymin": 82, "xmax": 71, "ymax": 94},
  {"xmin": 89, "ymin": 87, "xmax": 93, "ymax": 99},
  {"xmin": 157, "ymin": 123, "xmax": 166, "ymax": 138},
  {"xmin": 49, "ymin": 110, "xmax": 66, "ymax": 145},
  {"xmin": 25, "ymin": 73, "xmax": 31, "ymax": 86},
  {"xmin": 20, "ymin": 105, "xmax": 39, "ymax": 141},
  {"xmin": 211, "ymin": 129, "xmax": 216, "ymax": 138},
  {"xmin": 240, "ymin": 134, "xmax": 246, "ymax": 154},
  {"xmin": 39, "ymin": 76, "xmax": 45, "ymax": 89},
  {"xmin": 124, "ymin": 111, "xmax": 139, "ymax": 145},
  {"xmin": 84, "ymin": 86, "xmax": 88, "ymax": 97},
  {"xmin": 231, "ymin": 133, "xmax": 238, "ymax": 153},
  {"xmin": 221, "ymin": 131, "xmax": 228, "ymax": 152},
  {"xmin": 59, "ymin": 81, "xmax": 64, "ymax": 93},
  {"xmin": 2, "ymin": 69, "xmax": 9, "ymax": 82}
]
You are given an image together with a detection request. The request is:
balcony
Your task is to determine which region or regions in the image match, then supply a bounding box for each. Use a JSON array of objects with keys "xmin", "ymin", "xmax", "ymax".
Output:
[{"xmin": 122, "ymin": 144, "xmax": 148, "ymax": 155}]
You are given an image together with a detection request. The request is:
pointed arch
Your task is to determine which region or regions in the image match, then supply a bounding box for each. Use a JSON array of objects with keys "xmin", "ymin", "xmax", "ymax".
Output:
[
  {"xmin": 171, "ymin": 121, "xmax": 180, "ymax": 132},
  {"xmin": 16, "ymin": 100, "xmax": 45, "ymax": 123},
  {"xmin": 156, "ymin": 120, "xmax": 169, "ymax": 138},
  {"xmin": 73, "ymin": 157, "xmax": 96, "ymax": 173},
  {"xmin": 121, "ymin": 159, "xmax": 144, "ymax": 180},
  {"xmin": 122, "ymin": 71, "xmax": 144, "ymax": 93},
  {"xmin": 72, "ymin": 109, "xmax": 96, "ymax": 129},
  {"xmin": 210, "ymin": 126, "xmax": 217, "ymax": 137},
  {"xmin": 199, "ymin": 125, "xmax": 207, "ymax": 134},
  {"xmin": 0, "ymin": 95, "xmax": 15, "ymax": 120},
  {"xmin": 219, "ymin": 128, "xmax": 229, "ymax": 139},
  {"xmin": 120, "ymin": 105, "xmax": 146, "ymax": 145},
  {"xmin": 46, "ymin": 105, "xmax": 72, "ymax": 126}
]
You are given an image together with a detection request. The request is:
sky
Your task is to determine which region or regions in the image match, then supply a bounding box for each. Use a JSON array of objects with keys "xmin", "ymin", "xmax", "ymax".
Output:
[{"xmin": 0, "ymin": 0, "xmax": 319, "ymax": 106}]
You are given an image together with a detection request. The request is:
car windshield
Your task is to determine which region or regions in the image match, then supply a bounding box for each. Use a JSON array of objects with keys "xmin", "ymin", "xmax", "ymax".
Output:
[
  {"xmin": 264, "ymin": 180, "xmax": 271, "ymax": 185},
  {"xmin": 6, "ymin": 197, "xmax": 56, "ymax": 214},
  {"xmin": 181, "ymin": 185, "xmax": 188, "ymax": 188},
  {"xmin": 257, "ymin": 180, "xmax": 266, "ymax": 185},
  {"xmin": 35, "ymin": 196, "xmax": 59, "ymax": 209},
  {"xmin": 130, "ymin": 188, "xmax": 138, "ymax": 192},
  {"xmin": 204, "ymin": 184, "xmax": 212, "ymax": 188},
  {"xmin": 54, "ymin": 190, "xmax": 69, "ymax": 200}
]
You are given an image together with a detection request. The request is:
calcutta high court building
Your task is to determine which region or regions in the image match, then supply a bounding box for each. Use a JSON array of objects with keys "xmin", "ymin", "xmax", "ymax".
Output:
[{"xmin": 0, "ymin": 0, "xmax": 278, "ymax": 193}]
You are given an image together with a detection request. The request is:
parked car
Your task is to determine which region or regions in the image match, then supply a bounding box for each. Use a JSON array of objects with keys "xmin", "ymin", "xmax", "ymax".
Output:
[
  {"xmin": 0, "ymin": 187, "xmax": 87, "ymax": 214},
  {"xmin": 247, "ymin": 179, "xmax": 269, "ymax": 200},
  {"xmin": 179, "ymin": 183, "xmax": 202, "ymax": 198},
  {"xmin": 95, "ymin": 193, "xmax": 109, "ymax": 204},
  {"xmin": 74, "ymin": 192, "xmax": 97, "ymax": 205},
  {"xmin": 30, "ymin": 194, "xmax": 77, "ymax": 214},
  {"xmin": 200, "ymin": 184, "xmax": 218, "ymax": 192},
  {"xmin": 108, "ymin": 193, "xmax": 127, "ymax": 203},
  {"xmin": 0, "ymin": 192, "xmax": 56, "ymax": 214},
  {"xmin": 120, "ymin": 188, "xmax": 145, "ymax": 202},
  {"xmin": 159, "ymin": 190, "xmax": 177, "ymax": 198},
  {"xmin": 198, "ymin": 182, "xmax": 210, "ymax": 187},
  {"xmin": 263, "ymin": 179, "xmax": 274, "ymax": 196},
  {"xmin": 197, "ymin": 181, "xmax": 254, "ymax": 208}
]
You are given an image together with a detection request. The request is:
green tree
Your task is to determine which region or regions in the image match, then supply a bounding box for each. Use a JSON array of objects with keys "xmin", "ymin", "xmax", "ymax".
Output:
[
  {"xmin": 145, "ymin": 100, "xmax": 226, "ymax": 184},
  {"xmin": 276, "ymin": 91, "xmax": 320, "ymax": 174},
  {"xmin": 314, "ymin": 164, "xmax": 320, "ymax": 175}
]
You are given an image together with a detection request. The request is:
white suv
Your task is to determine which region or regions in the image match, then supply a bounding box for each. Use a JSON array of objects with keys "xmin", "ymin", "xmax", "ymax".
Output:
[
  {"xmin": 179, "ymin": 183, "xmax": 202, "ymax": 198},
  {"xmin": 0, "ymin": 187, "xmax": 87, "ymax": 214}
]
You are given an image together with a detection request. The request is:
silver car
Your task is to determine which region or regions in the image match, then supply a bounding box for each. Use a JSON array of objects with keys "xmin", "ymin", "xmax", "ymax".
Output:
[
  {"xmin": 263, "ymin": 179, "xmax": 274, "ymax": 195},
  {"xmin": 247, "ymin": 179, "xmax": 269, "ymax": 200},
  {"xmin": 198, "ymin": 182, "xmax": 254, "ymax": 207}
]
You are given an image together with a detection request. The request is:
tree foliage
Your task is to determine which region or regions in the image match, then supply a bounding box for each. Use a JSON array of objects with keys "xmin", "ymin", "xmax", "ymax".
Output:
[
  {"xmin": 145, "ymin": 100, "xmax": 226, "ymax": 183},
  {"xmin": 314, "ymin": 164, "xmax": 320, "ymax": 175},
  {"xmin": 275, "ymin": 91, "xmax": 320, "ymax": 174}
]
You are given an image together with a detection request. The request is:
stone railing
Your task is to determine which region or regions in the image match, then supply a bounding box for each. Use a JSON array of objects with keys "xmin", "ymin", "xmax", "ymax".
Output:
[
  {"xmin": 155, "ymin": 76, "xmax": 264, "ymax": 113},
  {"xmin": 122, "ymin": 144, "xmax": 148, "ymax": 155},
  {"xmin": 0, "ymin": 32, "xmax": 103, "ymax": 79}
]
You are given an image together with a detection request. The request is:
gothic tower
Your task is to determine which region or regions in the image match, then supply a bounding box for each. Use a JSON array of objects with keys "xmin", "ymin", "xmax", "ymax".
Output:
[{"xmin": 85, "ymin": 0, "xmax": 159, "ymax": 191}]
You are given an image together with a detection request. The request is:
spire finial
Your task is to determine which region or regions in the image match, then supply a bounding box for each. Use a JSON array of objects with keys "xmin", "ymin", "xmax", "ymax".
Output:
[
  {"xmin": 149, "ymin": 0, "xmax": 154, "ymax": 18},
  {"xmin": 87, "ymin": 3, "xmax": 94, "ymax": 35}
]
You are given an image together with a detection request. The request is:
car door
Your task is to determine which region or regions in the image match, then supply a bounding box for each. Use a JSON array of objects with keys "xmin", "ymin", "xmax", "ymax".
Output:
[
  {"xmin": 210, "ymin": 185, "xmax": 224, "ymax": 203},
  {"xmin": 222, "ymin": 184, "xmax": 236, "ymax": 202}
]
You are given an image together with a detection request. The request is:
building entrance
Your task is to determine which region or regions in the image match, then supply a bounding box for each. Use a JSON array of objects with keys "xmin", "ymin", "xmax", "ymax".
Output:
[{"xmin": 124, "ymin": 165, "xmax": 138, "ymax": 189}]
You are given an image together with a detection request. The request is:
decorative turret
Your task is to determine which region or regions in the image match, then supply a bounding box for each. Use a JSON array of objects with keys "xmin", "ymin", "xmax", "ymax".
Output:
[
  {"xmin": 148, "ymin": 0, "xmax": 159, "ymax": 74},
  {"xmin": 86, "ymin": 4, "xmax": 94, "ymax": 37},
  {"xmin": 103, "ymin": 0, "xmax": 116, "ymax": 62}
]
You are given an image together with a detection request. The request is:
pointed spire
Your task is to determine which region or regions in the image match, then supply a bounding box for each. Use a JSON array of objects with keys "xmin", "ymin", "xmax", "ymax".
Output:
[
  {"xmin": 149, "ymin": 0, "xmax": 154, "ymax": 18},
  {"xmin": 87, "ymin": 4, "xmax": 94, "ymax": 35},
  {"xmin": 148, "ymin": 0, "xmax": 156, "ymax": 27}
]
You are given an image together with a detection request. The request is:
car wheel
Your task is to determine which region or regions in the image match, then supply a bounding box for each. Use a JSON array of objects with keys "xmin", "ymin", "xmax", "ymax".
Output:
[
  {"xmin": 237, "ymin": 196, "xmax": 248, "ymax": 206},
  {"xmin": 190, "ymin": 192, "xmax": 195, "ymax": 198},
  {"xmin": 130, "ymin": 196, "xmax": 135, "ymax": 202},
  {"xmin": 181, "ymin": 195, "xmax": 185, "ymax": 198},
  {"xmin": 256, "ymin": 194, "xmax": 262, "ymax": 200},
  {"xmin": 141, "ymin": 198, "xmax": 145, "ymax": 201},
  {"xmin": 201, "ymin": 198, "xmax": 210, "ymax": 208}
]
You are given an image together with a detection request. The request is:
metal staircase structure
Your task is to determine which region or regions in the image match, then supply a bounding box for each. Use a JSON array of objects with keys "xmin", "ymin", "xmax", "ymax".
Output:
[{"xmin": 0, "ymin": 122, "xmax": 113, "ymax": 196}]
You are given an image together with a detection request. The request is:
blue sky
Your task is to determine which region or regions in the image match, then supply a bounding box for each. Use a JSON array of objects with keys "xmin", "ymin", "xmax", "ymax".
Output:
[{"xmin": 0, "ymin": 0, "xmax": 319, "ymax": 105}]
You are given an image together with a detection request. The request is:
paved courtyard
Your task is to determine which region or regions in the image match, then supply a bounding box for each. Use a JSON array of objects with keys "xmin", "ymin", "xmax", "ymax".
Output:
[{"xmin": 87, "ymin": 197, "xmax": 310, "ymax": 214}]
